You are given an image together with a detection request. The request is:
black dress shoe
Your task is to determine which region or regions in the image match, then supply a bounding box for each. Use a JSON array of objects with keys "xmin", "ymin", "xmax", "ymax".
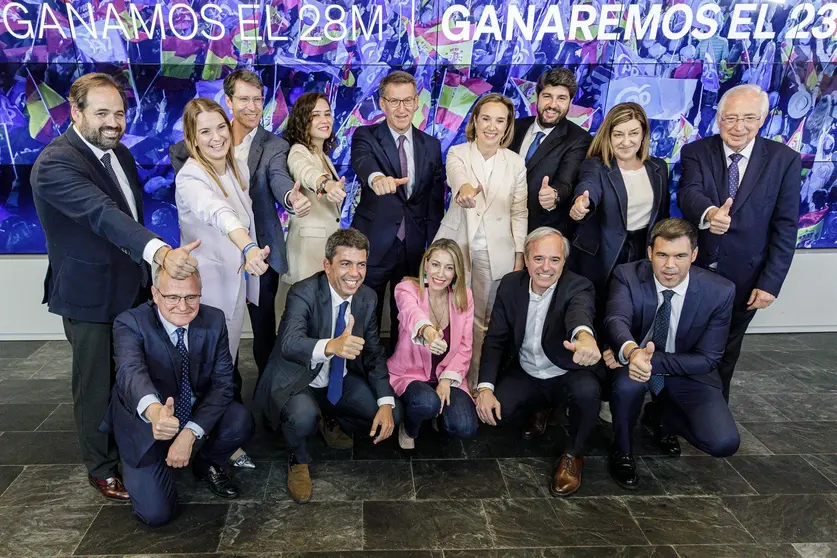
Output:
[
  {"xmin": 609, "ymin": 451, "xmax": 639, "ymax": 490},
  {"xmin": 194, "ymin": 464, "xmax": 239, "ymax": 499},
  {"xmin": 657, "ymin": 433, "xmax": 681, "ymax": 457}
]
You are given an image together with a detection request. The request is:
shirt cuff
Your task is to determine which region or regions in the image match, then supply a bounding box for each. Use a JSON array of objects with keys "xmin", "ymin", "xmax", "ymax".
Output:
[
  {"xmin": 699, "ymin": 206, "xmax": 715, "ymax": 230},
  {"xmin": 312, "ymin": 339, "xmax": 332, "ymax": 365},
  {"xmin": 142, "ymin": 239, "xmax": 168, "ymax": 267},
  {"xmin": 438, "ymin": 370, "xmax": 462, "ymax": 388},
  {"xmin": 184, "ymin": 421, "xmax": 205, "ymax": 439},
  {"xmin": 377, "ymin": 396, "xmax": 395, "ymax": 407},
  {"xmin": 284, "ymin": 190, "xmax": 295, "ymax": 214},
  {"xmin": 368, "ymin": 172, "xmax": 384, "ymax": 188},
  {"xmin": 412, "ymin": 319, "xmax": 433, "ymax": 345},
  {"xmin": 476, "ymin": 382, "xmax": 495, "ymax": 392},
  {"xmin": 618, "ymin": 341, "xmax": 636, "ymax": 366},
  {"xmin": 571, "ymin": 326, "xmax": 594, "ymax": 341},
  {"xmin": 137, "ymin": 394, "xmax": 161, "ymax": 423}
]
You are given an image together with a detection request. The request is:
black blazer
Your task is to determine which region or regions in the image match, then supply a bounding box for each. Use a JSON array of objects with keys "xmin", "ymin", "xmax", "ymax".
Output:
[
  {"xmin": 678, "ymin": 135, "xmax": 801, "ymax": 308},
  {"xmin": 604, "ymin": 260, "xmax": 735, "ymax": 389},
  {"xmin": 171, "ymin": 126, "xmax": 295, "ymax": 275},
  {"xmin": 478, "ymin": 269, "xmax": 601, "ymax": 387},
  {"xmin": 254, "ymin": 272, "xmax": 395, "ymax": 429},
  {"xmin": 569, "ymin": 156, "xmax": 670, "ymax": 294},
  {"xmin": 31, "ymin": 126, "xmax": 159, "ymax": 323},
  {"xmin": 508, "ymin": 117, "xmax": 592, "ymax": 235},
  {"xmin": 102, "ymin": 301, "xmax": 244, "ymax": 468},
  {"xmin": 350, "ymin": 122, "xmax": 445, "ymax": 266}
]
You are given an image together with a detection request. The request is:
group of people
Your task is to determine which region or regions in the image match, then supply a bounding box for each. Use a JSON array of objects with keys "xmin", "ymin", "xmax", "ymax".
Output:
[{"xmin": 31, "ymin": 66, "xmax": 800, "ymax": 526}]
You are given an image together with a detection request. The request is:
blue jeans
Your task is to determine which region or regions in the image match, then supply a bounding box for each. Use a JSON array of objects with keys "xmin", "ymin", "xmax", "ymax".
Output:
[{"xmin": 401, "ymin": 380, "xmax": 478, "ymax": 439}]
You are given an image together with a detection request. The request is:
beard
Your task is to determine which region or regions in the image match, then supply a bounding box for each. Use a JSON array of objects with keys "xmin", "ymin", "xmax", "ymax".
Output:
[
  {"xmin": 537, "ymin": 110, "xmax": 565, "ymax": 129},
  {"xmin": 78, "ymin": 118, "xmax": 124, "ymax": 150}
]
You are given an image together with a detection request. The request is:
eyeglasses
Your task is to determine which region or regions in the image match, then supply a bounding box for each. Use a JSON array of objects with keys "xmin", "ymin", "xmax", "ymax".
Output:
[
  {"xmin": 233, "ymin": 95, "xmax": 265, "ymax": 106},
  {"xmin": 381, "ymin": 96, "xmax": 417, "ymax": 110},
  {"xmin": 160, "ymin": 294, "xmax": 201, "ymax": 306},
  {"xmin": 720, "ymin": 115, "xmax": 761, "ymax": 125}
]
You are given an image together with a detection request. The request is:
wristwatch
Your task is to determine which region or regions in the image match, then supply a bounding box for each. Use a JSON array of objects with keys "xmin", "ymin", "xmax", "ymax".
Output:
[{"xmin": 316, "ymin": 176, "xmax": 329, "ymax": 196}]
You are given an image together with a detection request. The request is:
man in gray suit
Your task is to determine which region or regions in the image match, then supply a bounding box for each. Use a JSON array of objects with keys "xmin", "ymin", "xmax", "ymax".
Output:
[
  {"xmin": 171, "ymin": 69, "xmax": 311, "ymax": 386},
  {"xmin": 254, "ymin": 229, "xmax": 401, "ymax": 503}
]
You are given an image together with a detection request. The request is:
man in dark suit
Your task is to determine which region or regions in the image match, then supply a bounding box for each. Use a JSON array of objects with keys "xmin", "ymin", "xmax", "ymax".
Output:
[
  {"xmin": 254, "ymin": 229, "xmax": 401, "ymax": 503},
  {"xmin": 104, "ymin": 267, "xmax": 254, "ymax": 525},
  {"xmin": 31, "ymin": 73, "xmax": 198, "ymax": 500},
  {"xmin": 350, "ymin": 71, "xmax": 445, "ymax": 349},
  {"xmin": 508, "ymin": 68, "xmax": 592, "ymax": 235},
  {"xmin": 678, "ymin": 84, "xmax": 801, "ymax": 400},
  {"xmin": 171, "ymin": 69, "xmax": 310, "ymax": 384},
  {"xmin": 475, "ymin": 227, "xmax": 602, "ymax": 497},
  {"xmin": 604, "ymin": 219, "xmax": 740, "ymax": 490}
]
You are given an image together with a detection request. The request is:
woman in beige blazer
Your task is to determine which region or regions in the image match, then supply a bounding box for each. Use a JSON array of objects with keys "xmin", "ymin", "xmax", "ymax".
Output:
[
  {"xmin": 284, "ymin": 92, "xmax": 347, "ymax": 285},
  {"xmin": 435, "ymin": 93, "xmax": 528, "ymax": 389}
]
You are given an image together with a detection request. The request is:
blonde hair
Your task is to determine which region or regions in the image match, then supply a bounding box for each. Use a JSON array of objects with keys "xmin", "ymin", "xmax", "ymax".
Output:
[
  {"xmin": 587, "ymin": 102, "xmax": 650, "ymax": 168},
  {"xmin": 182, "ymin": 98, "xmax": 245, "ymax": 197},
  {"xmin": 407, "ymin": 239, "xmax": 468, "ymax": 312},
  {"xmin": 465, "ymin": 93, "xmax": 515, "ymax": 148}
]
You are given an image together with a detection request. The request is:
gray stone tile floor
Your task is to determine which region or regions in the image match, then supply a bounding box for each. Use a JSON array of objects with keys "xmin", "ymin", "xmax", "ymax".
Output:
[{"xmin": 0, "ymin": 334, "xmax": 835, "ymax": 556}]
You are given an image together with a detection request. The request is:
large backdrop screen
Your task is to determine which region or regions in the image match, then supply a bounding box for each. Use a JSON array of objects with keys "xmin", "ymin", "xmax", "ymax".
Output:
[{"xmin": 0, "ymin": 0, "xmax": 835, "ymax": 253}]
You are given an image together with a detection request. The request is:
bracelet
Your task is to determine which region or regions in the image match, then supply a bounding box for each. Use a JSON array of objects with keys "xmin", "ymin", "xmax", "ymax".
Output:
[
  {"xmin": 316, "ymin": 176, "xmax": 329, "ymax": 195},
  {"xmin": 242, "ymin": 242, "xmax": 258, "ymax": 255},
  {"xmin": 158, "ymin": 247, "xmax": 172, "ymax": 271},
  {"xmin": 626, "ymin": 345, "xmax": 642, "ymax": 363}
]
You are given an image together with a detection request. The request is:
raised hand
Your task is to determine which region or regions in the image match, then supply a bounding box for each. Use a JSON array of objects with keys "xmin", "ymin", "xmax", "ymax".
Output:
[
  {"xmin": 562, "ymin": 331, "xmax": 601, "ymax": 366},
  {"xmin": 423, "ymin": 326, "xmax": 448, "ymax": 355},
  {"xmin": 628, "ymin": 341, "xmax": 655, "ymax": 382},
  {"xmin": 244, "ymin": 244, "xmax": 270, "ymax": 277},
  {"xmin": 538, "ymin": 176, "xmax": 558, "ymax": 210},
  {"xmin": 323, "ymin": 176, "xmax": 347, "ymax": 204},
  {"xmin": 161, "ymin": 240, "xmax": 200, "ymax": 280},
  {"xmin": 456, "ymin": 183, "xmax": 483, "ymax": 209},
  {"xmin": 707, "ymin": 197, "xmax": 733, "ymax": 235},
  {"xmin": 569, "ymin": 190, "xmax": 591, "ymax": 221},
  {"xmin": 325, "ymin": 314, "xmax": 365, "ymax": 360},
  {"xmin": 371, "ymin": 175, "xmax": 408, "ymax": 196},
  {"xmin": 147, "ymin": 397, "xmax": 180, "ymax": 441},
  {"xmin": 288, "ymin": 181, "xmax": 312, "ymax": 218}
]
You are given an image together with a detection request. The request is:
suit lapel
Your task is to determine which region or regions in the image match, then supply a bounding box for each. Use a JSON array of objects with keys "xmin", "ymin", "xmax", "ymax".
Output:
[
  {"xmin": 187, "ymin": 311, "xmax": 205, "ymax": 387},
  {"xmin": 447, "ymin": 290, "xmax": 462, "ymax": 360},
  {"xmin": 639, "ymin": 266, "xmax": 658, "ymax": 340},
  {"xmin": 646, "ymin": 159, "xmax": 664, "ymax": 226},
  {"xmin": 730, "ymin": 138, "xmax": 767, "ymax": 216},
  {"xmin": 527, "ymin": 119, "xmax": 568, "ymax": 170},
  {"xmin": 67, "ymin": 127, "xmax": 134, "ymax": 218},
  {"xmin": 711, "ymin": 136, "xmax": 728, "ymax": 202},
  {"xmin": 675, "ymin": 276, "xmax": 701, "ymax": 352},
  {"xmin": 542, "ymin": 276, "xmax": 568, "ymax": 346},
  {"xmin": 375, "ymin": 123, "xmax": 402, "ymax": 180},
  {"xmin": 510, "ymin": 116, "xmax": 534, "ymax": 156},
  {"xmin": 514, "ymin": 275, "xmax": 530, "ymax": 350},
  {"xmin": 606, "ymin": 166, "xmax": 628, "ymax": 229},
  {"xmin": 114, "ymin": 147, "xmax": 143, "ymax": 220},
  {"xmin": 317, "ymin": 274, "xmax": 334, "ymax": 340},
  {"xmin": 152, "ymin": 308, "xmax": 183, "ymax": 383},
  {"xmin": 483, "ymin": 147, "xmax": 505, "ymax": 210},
  {"xmin": 409, "ymin": 128, "xmax": 424, "ymax": 200},
  {"xmin": 247, "ymin": 128, "xmax": 265, "ymax": 184}
]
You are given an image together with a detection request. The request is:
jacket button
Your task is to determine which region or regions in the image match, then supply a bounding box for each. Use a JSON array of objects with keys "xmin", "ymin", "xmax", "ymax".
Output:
[{"xmin": 335, "ymin": 218, "xmax": 339, "ymax": 222}]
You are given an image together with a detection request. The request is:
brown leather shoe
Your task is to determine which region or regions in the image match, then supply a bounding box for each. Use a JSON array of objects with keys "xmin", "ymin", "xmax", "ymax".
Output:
[
  {"xmin": 88, "ymin": 475, "xmax": 130, "ymax": 501},
  {"xmin": 522, "ymin": 408, "xmax": 551, "ymax": 440},
  {"xmin": 288, "ymin": 463, "xmax": 312, "ymax": 504},
  {"xmin": 319, "ymin": 417, "xmax": 353, "ymax": 449},
  {"xmin": 550, "ymin": 454, "xmax": 583, "ymax": 497}
]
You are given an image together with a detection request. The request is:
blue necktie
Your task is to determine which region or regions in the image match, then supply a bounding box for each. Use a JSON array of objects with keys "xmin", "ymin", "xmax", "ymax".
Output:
[
  {"xmin": 327, "ymin": 301, "xmax": 349, "ymax": 405},
  {"xmin": 727, "ymin": 153, "xmax": 743, "ymax": 199},
  {"xmin": 174, "ymin": 328, "xmax": 192, "ymax": 425},
  {"xmin": 525, "ymin": 131, "xmax": 544, "ymax": 163},
  {"xmin": 648, "ymin": 290, "xmax": 675, "ymax": 396}
]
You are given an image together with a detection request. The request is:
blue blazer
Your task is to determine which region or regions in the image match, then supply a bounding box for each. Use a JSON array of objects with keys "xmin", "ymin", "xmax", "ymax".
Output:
[
  {"xmin": 604, "ymin": 260, "xmax": 735, "ymax": 389},
  {"xmin": 350, "ymin": 122, "xmax": 445, "ymax": 266},
  {"xmin": 677, "ymin": 135, "xmax": 801, "ymax": 308},
  {"xmin": 102, "ymin": 301, "xmax": 238, "ymax": 468},
  {"xmin": 569, "ymin": 156, "xmax": 670, "ymax": 294}
]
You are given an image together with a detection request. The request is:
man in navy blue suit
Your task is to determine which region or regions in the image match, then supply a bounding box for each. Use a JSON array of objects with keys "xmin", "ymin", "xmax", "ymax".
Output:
[
  {"xmin": 678, "ymin": 84, "xmax": 801, "ymax": 400},
  {"xmin": 104, "ymin": 267, "xmax": 255, "ymax": 525},
  {"xmin": 604, "ymin": 219, "xmax": 739, "ymax": 490},
  {"xmin": 350, "ymin": 71, "xmax": 445, "ymax": 350}
]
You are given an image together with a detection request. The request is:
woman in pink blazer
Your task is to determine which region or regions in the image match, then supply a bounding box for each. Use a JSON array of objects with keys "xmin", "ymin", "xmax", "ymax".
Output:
[{"xmin": 387, "ymin": 239, "xmax": 479, "ymax": 449}]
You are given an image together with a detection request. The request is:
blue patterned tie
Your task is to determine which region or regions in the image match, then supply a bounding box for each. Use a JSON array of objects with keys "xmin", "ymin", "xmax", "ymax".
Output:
[
  {"xmin": 728, "ymin": 153, "xmax": 743, "ymax": 199},
  {"xmin": 327, "ymin": 301, "xmax": 349, "ymax": 405},
  {"xmin": 648, "ymin": 290, "xmax": 675, "ymax": 396},
  {"xmin": 174, "ymin": 328, "xmax": 192, "ymax": 425},
  {"xmin": 525, "ymin": 131, "xmax": 544, "ymax": 163}
]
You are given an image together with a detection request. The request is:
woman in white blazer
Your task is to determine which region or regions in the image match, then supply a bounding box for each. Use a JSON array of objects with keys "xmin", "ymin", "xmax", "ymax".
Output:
[
  {"xmin": 284, "ymin": 92, "xmax": 346, "ymax": 285},
  {"xmin": 435, "ymin": 93, "xmax": 528, "ymax": 389}
]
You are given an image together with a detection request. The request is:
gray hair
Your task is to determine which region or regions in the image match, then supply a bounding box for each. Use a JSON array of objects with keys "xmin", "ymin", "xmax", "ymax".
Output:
[
  {"xmin": 718, "ymin": 84, "xmax": 769, "ymax": 118},
  {"xmin": 524, "ymin": 226, "xmax": 570, "ymax": 261},
  {"xmin": 153, "ymin": 264, "xmax": 202, "ymax": 289}
]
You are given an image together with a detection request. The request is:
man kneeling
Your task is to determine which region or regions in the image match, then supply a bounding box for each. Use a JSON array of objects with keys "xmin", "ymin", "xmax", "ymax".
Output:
[
  {"xmin": 475, "ymin": 227, "xmax": 603, "ymax": 497},
  {"xmin": 105, "ymin": 268, "xmax": 255, "ymax": 526},
  {"xmin": 605, "ymin": 218, "xmax": 740, "ymax": 490},
  {"xmin": 255, "ymin": 228, "xmax": 401, "ymax": 503}
]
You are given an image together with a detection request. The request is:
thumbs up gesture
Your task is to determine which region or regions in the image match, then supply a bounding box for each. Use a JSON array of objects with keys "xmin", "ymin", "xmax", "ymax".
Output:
[
  {"xmin": 569, "ymin": 190, "xmax": 591, "ymax": 221},
  {"xmin": 456, "ymin": 183, "xmax": 483, "ymax": 209},
  {"xmin": 147, "ymin": 397, "xmax": 180, "ymax": 440},
  {"xmin": 325, "ymin": 313, "xmax": 365, "ymax": 360},
  {"xmin": 538, "ymin": 176, "xmax": 559, "ymax": 211},
  {"xmin": 244, "ymin": 244, "xmax": 270, "ymax": 277},
  {"xmin": 707, "ymin": 197, "xmax": 733, "ymax": 235},
  {"xmin": 288, "ymin": 181, "xmax": 312, "ymax": 218},
  {"xmin": 322, "ymin": 176, "xmax": 348, "ymax": 204},
  {"xmin": 628, "ymin": 342, "xmax": 654, "ymax": 382},
  {"xmin": 159, "ymin": 240, "xmax": 200, "ymax": 280},
  {"xmin": 562, "ymin": 330, "xmax": 601, "ymax": 366},
  {"xmin": 371, "ymin": 175, "xmax": 408, "ymax": 195}
]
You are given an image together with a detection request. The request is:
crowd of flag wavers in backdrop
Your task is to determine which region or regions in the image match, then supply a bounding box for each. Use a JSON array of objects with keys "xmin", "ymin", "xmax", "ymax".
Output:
[{"xmin": 0, "ymin": 0, "xmax": 836, "ymax": 255}]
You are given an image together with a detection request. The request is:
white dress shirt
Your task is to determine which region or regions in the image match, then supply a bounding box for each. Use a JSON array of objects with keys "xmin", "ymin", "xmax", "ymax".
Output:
[
  {"xmin": 469, "ymin": 153, "xmax": 496, "ymax": 252},
  {"xmin": 368, "ymin": 125, "xmax": 415, "ymax": 196},
  {"xmin": 75, "ymin": 125, "xmax": 166, "ymax": 265},
  {"xmin": 518, "ymin": 120, "xmax": 555, "ymax": 160},
  {"xmin": 310, "ymin": 284, "xmax": 395, "ymax": 408},
  {"xmin": 621, "ymin": 166, "xmax": 654, "ymax": 231},
  {"xmin": 699, "ymin": 137, "xmax": 756, "ymax": 229},
  {"xmin": 234, "ymin": 125, "xmax": 259, "ymax": 184},
  {"xmin": 618, "ymin": 273, "xmax": 691, "ymax": 365},
  {"xmin": 136, "ymin": 311, "xmax": 205, "ymax": 438},
  {"xmin": 477, "ymin": 280, "xmax": 593, "ymax": 391}
]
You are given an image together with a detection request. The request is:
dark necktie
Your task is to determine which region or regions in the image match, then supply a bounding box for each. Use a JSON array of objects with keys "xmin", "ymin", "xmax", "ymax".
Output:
[
  {"xmin": 649, "ymin": 290, "xmax": 675, "ymax": 396},
  {"xmin": 396, "ymin": 135, "xmax": 409, "ymax": 241},
  {"xmin": 728, "ymin": 153, "xmax": 743, "ymax": 199},
  {"xmin": 525, "ymin": 131, "xmax": 544, "ymax": 163},
  {"xmin": 102, "ymin": 153, "xmax": 148, "ymax": 287},
  {"xmin": 327, "ymin": 301, "xmax": 349, "ymax": 405},
  {"xmin": 174, "ymin": 328, "xmax": 193, "ymax": 425}
]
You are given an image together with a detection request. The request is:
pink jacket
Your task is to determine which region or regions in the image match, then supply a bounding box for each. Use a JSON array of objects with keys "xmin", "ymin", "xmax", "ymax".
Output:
[{"xmin": 387, "ymin": 280, "xmax": 475, "ymax": 397}]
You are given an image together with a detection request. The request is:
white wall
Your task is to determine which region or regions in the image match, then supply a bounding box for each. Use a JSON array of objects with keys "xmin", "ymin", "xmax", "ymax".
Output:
[{"xmin": 1, "ymin": 251, "xmax": 835, "ymax": 339}]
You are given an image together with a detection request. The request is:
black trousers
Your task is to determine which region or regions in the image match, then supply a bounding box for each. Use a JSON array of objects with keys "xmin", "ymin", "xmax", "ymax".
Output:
[
  {"xmin": 495, "ymin": 365, "xmax": 601, "ymax": 456},
  {"xmin": 719, "ymin": 306, "xmax": 758, "ymax": 401},
  {"xmin": 63, "ymin": 317, "xmax": 121, "ymax": 480},
  {"xmin": 246, "ymin": 266, "xmax": 280, "ymax": 379}
]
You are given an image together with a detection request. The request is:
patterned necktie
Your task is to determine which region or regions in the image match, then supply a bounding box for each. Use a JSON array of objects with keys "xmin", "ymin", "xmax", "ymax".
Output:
[
  {"xmin": 648, "ymin": 290, "xmax": 675, "ymax": 396},
  {"xmin": 327, "ymin": 301, "xmax": 349, "ymax": 405},
  {"xmin": 525, "ymin": 131, "xmax": 545, "ymax": 163},
  {"xmin": 174, "ymin": 328, "xmax": 193, "ymax": 425},
  {"xmin": 396, "ymin": 135, "xmax": 409, "ymax": 241},
  {"xmin": 728, "ymin": 153, "xmax": 743, "ymax": 199}
]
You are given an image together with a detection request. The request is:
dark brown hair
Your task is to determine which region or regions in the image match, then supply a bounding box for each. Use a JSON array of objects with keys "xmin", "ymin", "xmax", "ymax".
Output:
[
  {"xmin": 284, "ymin": 92, "xmax": 336, "ymax": 153},
  {"xmin": 587, "ymin": 102, "xmax": 650, "ymax": 168},
  {"xmin": 650, "ymin": 218, "xmax": 698, "ymax": 251},
  {"xmin": 536, "ymin": 68, "xmax": 578, "ymax": 99},
  {"xmin": 378, "ymin": 71, "xmax": 416, "ymax": 99},
  {"xmin": 325, "ymin": 228, "xmax": 369, "ymax": 262},
  {"xmin": 69, "ymin": 73, "xmax": 127, "ymax": 111},
  {"xmin": 223, "ymin": 69, "xmax": 263, "ymax": 99}
]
